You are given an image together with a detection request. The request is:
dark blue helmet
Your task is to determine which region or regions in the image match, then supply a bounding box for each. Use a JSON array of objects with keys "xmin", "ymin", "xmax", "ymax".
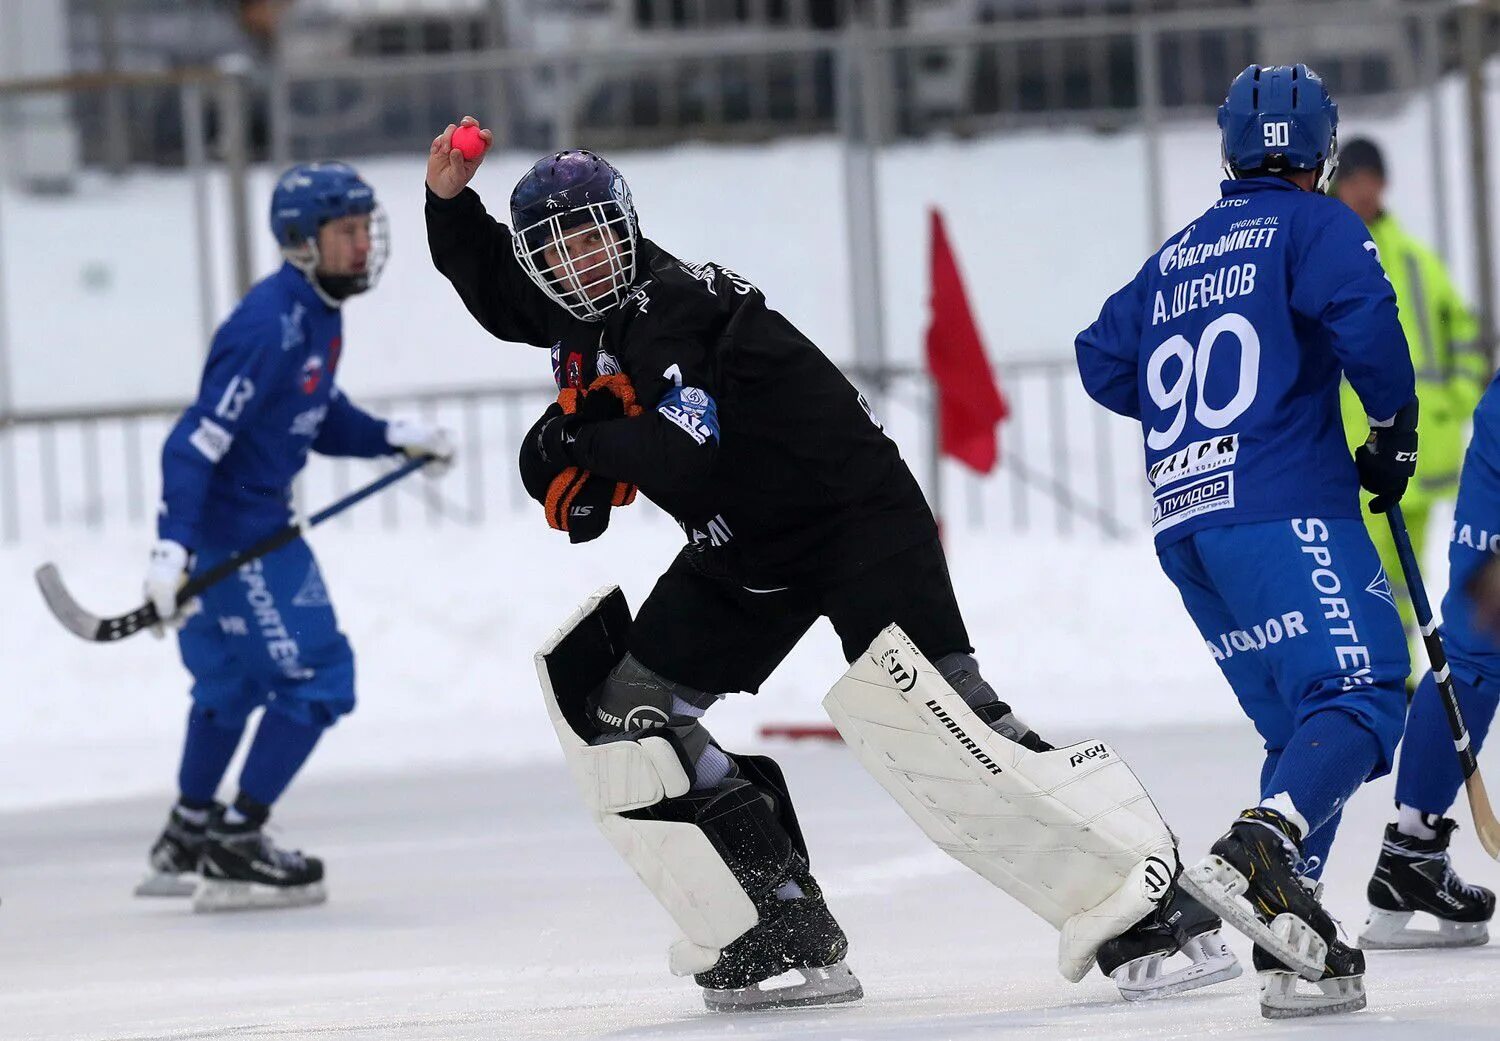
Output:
[
  {"xmin": 509, "ymin": 150, "xmax": 639, "ymax": 321},
  {"xmin": 269, "ymin": 162, "xmax": 387, "ymax": 302},
  {"xmin": 1218, "ymin": 64, "xmax": 1339, "ymax": 189},
  {"xmin": 270, "ymin": 162, "xmax": 377, "ymax": 246}
]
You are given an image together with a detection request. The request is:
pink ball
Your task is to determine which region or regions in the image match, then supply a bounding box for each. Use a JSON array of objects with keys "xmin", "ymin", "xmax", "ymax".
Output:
[{"xmin": 452, "ymin": 124, "xmax": 487, "ymax": 161}]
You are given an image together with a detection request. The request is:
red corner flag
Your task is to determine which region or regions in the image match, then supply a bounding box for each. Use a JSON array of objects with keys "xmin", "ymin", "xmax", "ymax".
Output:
[{"xmin": 925, "ymin": 208, "xmax": 1009, "ymax": 473}]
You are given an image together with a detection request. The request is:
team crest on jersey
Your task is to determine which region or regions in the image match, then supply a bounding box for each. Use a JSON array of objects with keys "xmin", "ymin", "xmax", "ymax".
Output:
[
  {"xmin": 596, "ymin": 347, "xmax": 622, "ymax": 376},
  {"xmin": 564, "ymin": 351, "xmax": 584, "ymax": 389},
  {"xmin": 659, "ymin": 386, "xmax": 719, "ymax": 445},
  {"xmin": 280, "ymin": 302, "xmax": 306, "ymax": 351},
  {"xmin": 300, "ymin": 355, "xmax": 324, "ymax": 394}
]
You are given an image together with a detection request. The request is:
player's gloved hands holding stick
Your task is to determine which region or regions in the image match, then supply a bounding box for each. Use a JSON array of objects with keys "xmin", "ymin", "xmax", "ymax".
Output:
[
  {"xmin": 1355, "ymin": 397, "xmax": 1419, "ymax": 513},
  {"xmin": 426, "ymin": 116, "xmax": 492, "ymax": 200},
  {"xmin": 142, "ymin": 540, "xmax": 201, "ymax": 638},
  {"xmin": 386, "ymin": 417, "xmax": 457, "ymax": 478}
]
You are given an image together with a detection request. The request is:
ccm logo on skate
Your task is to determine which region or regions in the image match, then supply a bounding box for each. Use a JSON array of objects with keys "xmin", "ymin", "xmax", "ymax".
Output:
[
  {"xmin": 1067, "ymin": 742, "xmax": 1110, "ymax": 768},
  {"xmin": 879, "ymin": 649, "xmax": 918, "ymax": 692},
  {"xmin": 924, "ymin": 700, "xmax": 1003, "ymax": 776}
]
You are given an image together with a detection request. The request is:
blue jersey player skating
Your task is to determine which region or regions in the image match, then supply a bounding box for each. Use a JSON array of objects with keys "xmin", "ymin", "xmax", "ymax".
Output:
[
  {"xmin": 1358, "ymin": 376, "xmax": 1500, "ymax": 951},
  {"xmin": 1076, "ymin": 65, "xmax": 1418, "ymax": 1019},
  {"xmin": 137, "ymin": 163, "xmax": 455, "ymax": 912}
]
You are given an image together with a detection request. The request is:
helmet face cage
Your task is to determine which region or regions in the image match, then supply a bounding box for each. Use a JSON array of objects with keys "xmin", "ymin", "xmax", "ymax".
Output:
[
  {"xmin": 284, "ymin": 204, "xmax": 390, "ymax": 301},
  {"xmin": 512, "ymin": 200, "xmax": 637, "ymax": 322}
]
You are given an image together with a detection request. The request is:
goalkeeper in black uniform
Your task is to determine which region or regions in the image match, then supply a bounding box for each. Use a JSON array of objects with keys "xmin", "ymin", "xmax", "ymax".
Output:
[{"xmin": 425, "ymin": 118, "xmax": 1233, "ymax": 1012}]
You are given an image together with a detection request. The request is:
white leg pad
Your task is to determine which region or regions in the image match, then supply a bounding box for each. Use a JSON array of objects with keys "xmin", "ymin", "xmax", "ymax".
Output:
[
  {"xmin": 824, "ymin": 625, "xmax": 1179, "ymax": 982},
  {"xmin": 536, "ymin": 585, "xmax": 758, "ymax": 976}
]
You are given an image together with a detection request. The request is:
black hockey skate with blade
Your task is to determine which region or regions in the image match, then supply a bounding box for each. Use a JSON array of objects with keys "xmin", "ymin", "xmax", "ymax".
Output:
[
  {"xmin": 1254, "ymin": 938, "xmax": 1366, "ymax": 1020},
  {"xmin": 193, "ymin": 819, "xmax": 326, "ymax": 913},
  {"xmin": 696, "ymin": 874, "xmax": 862, "ymax": 1013},
  {"xmin": 135, "ymin": 804, "xmax": 216, "ymax": 898},
  {"xmin": 1180, "ymin": 808, "xmax": 1337, "ymax": 982},
  {"xmin": 1096, "ymin": 885, "xmax": 1241, "ymax": 1000},
  {"xmin": 1360, "ymin": 819, "xmax": 1495, "ymax": 950}
]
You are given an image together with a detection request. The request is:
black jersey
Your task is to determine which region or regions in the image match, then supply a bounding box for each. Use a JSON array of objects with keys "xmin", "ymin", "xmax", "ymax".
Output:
[{"xmin": 427, "ymin": 186, "xmax": 936, "ymax": 585}]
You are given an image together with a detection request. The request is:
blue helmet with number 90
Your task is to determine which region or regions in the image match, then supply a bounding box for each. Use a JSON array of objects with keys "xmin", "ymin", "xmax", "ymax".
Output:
[{"xmin": 1218, "ymin": 64, "xmax": 1339, "ymax": 191}]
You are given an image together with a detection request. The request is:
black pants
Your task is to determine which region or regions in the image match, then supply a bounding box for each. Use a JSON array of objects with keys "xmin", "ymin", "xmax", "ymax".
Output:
[{"xmin": 627, "ymin": 538, "xmax": 972, "ymax": 697}]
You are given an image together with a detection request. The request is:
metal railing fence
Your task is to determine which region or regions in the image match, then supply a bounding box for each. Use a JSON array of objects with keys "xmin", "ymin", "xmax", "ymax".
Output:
[{"xmin": 0, "ymin": 358, "xmax": 1149, "ymax": 545}]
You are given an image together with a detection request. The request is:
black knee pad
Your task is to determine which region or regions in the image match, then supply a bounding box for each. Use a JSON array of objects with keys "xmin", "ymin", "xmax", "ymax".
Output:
[{"xmin": 592, "ymin": 652, "xmax": 718, "ymax": 764}]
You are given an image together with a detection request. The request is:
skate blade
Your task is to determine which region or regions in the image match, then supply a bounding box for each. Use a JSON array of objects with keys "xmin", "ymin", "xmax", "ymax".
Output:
[
  {"xmin": 702, "ymin": 962, "xmax": 863, "ymax": 1013},
  {"xmin": 1358, "ymin": 908, "xmax": 1490, "ymax": 950},
  {"xmin": 1259, "ymin": 969, "xmax": 1366, "ymax": 1019},
  {"xmin": 134, "ymin": 872, "xmax": 198, "ymax": 898},
  {"xmin": 1181, "ymin": 855, "xmax": 1327, "ymax": 981},
  {"xmin": 1112, "ymin": 930, "xmax": 1244, "ymax": 1002},
  {"xmin": 192, "ymin": 878, "xmax": 327, "ymax": 913}
]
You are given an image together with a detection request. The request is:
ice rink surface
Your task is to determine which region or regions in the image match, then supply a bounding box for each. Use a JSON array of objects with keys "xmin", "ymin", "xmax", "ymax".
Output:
[{"xmin": 5, "ymin": 724, "xmax": 1499, "ymax": 1041}]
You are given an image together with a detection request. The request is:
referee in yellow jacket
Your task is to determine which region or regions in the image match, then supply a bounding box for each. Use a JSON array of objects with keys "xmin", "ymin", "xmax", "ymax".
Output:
[{"xmin": 1337, "ymin": 137, "xmax": 1489, "ymax": 631}]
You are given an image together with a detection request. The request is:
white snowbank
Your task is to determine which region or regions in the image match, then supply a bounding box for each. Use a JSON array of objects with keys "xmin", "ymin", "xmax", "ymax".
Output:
[{"xmin": 2, "ymin": 517, "xmax": 1242, "ymax": 812}]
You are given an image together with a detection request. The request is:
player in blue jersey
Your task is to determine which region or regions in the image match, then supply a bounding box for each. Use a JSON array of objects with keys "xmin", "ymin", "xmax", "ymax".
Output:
[
  {"xmin": 137, "ymin": 162, "xmax": 455, "ymax": 912},
  {"xmin": 1076, "ymin": 64, "xmax": 1418, "ymax": 1018},
  {"xmin": 1358, "ymin": 375, "xmax": 1499, "ymax": 951}
]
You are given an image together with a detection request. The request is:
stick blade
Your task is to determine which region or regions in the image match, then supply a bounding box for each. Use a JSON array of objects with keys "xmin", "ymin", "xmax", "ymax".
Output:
[
  {"xmin": 34, "ymin": 563, "xmax": 107, "ymax": 641},
  {"xmin": 1464, "ymin": 771, "xmax": 1500, "ymax": 861}
]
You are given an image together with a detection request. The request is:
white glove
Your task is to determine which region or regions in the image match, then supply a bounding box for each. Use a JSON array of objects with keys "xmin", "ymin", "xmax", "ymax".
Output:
[
  {"xmin": 143, "ymin": 540, "xmax": 200, "ymax": 638},
  {"xmin": 387, "ymin": 417, "xmax": 456, "ymax": 478}
]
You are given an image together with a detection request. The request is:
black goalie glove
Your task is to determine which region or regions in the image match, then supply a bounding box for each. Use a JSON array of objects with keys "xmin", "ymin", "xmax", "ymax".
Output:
[
  {"xmin": 518, "ymin": 377, "xmax": 642, "ymax": 543},
  {"xmin": 1355, "ymin": 397, "xmax": 1419, "ymax": 514}
]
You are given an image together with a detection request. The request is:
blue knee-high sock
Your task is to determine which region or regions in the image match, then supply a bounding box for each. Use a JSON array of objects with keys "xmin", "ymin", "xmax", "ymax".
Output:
[
  {"xmin": 1395, "ymin": 670, "xmax": 1499, "ymax": 815},
  {"xmin": 235, "ymin": 708, "xmax": 326, "ymax": 809},
  {"xmin": 178, "ymin": 706, "xmax": 248, "ymax": 807},
  {"xmin": 1259, "ymin": 746, "xmax": 1283, "ymax": 801},
  {"xmin": 1262, "ymin": 709, "xmax": 1381, "ymax": 841},
  {"xmin": 1299, "ymin": 808, "xmax": 1342, "ymax": 880}
]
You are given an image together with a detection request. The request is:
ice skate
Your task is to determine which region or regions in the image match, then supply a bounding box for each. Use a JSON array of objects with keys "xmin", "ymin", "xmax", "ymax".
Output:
[
  {"xmin": 1180, "ymin": 807, "xmax": 1341, "ymax": 981},
  {"xmin": 1360, "ymin": 818, "xmax": 1494, "ymax": 950},
  {"xmin": 1096, "ymin": 884, "xmax": 1242, "ymax": 1000},
  {"xmin": 192, "ymin": 818, "xmax": 326, "ymax": 912},
  {"xmin": 695, "ymin": 877, "xmax": 862, "ymax": 1013},
  {"xmin": 135, "ymin": 803, "xmax": 216, "ymax": 898},
  {"xmin": 1254, "ymin": 939, "xmax": 1366, "ymax": 1019}
]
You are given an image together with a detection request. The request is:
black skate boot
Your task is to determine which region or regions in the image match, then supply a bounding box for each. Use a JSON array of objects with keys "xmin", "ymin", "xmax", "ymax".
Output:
[
  {"xmin": 694, "ymin": 867, "xmax": 862, "ymax": 1013},
  {"xmin": 1360, "ymin": 818, "xmax": 1495, "ymax": 950},
  {"xmin": 135, "ymin": 802, "xmax": 219, "ymax": 898},
  {"xmin": 1096, "ymin": 884, "xmax": 1242, "ymax": 1000},
  {"xmin": 1254, "ymin": 934, "xmax": 1366, "ymax": 1020},
  {"xmin": 193, "ymin": 814, "xmax": 326, "ymax": 913},
  {"xmin": 1180, "ymin": 808, "xmax": 1348, "ymax": 988},
  {"xmin": 666, "ymin": 756, "xmax": 861, "ymax": 1013}
]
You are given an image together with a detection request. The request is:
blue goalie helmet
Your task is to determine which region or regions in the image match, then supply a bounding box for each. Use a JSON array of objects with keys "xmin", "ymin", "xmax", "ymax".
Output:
[
  {"xmin": 509, "ymin": 150, "xmax": 639, "ymax": 322},
  {"xmin": 270, "ymin": 162, "xmax": 388, "ymax": 301},
  {"xmin": 1218, "ymin": 64, "xmax": 1339, "ymax": 191}
]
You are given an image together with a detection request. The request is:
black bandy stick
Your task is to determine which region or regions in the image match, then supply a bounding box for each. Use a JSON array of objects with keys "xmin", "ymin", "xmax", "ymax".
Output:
[
  {"xmin": 35, "ymin": 455, "xmax": 432, "ymax": 643},
  {"xmin": 1387, "ymin": 503, "xmax": 1500, "ymax": 859}
]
